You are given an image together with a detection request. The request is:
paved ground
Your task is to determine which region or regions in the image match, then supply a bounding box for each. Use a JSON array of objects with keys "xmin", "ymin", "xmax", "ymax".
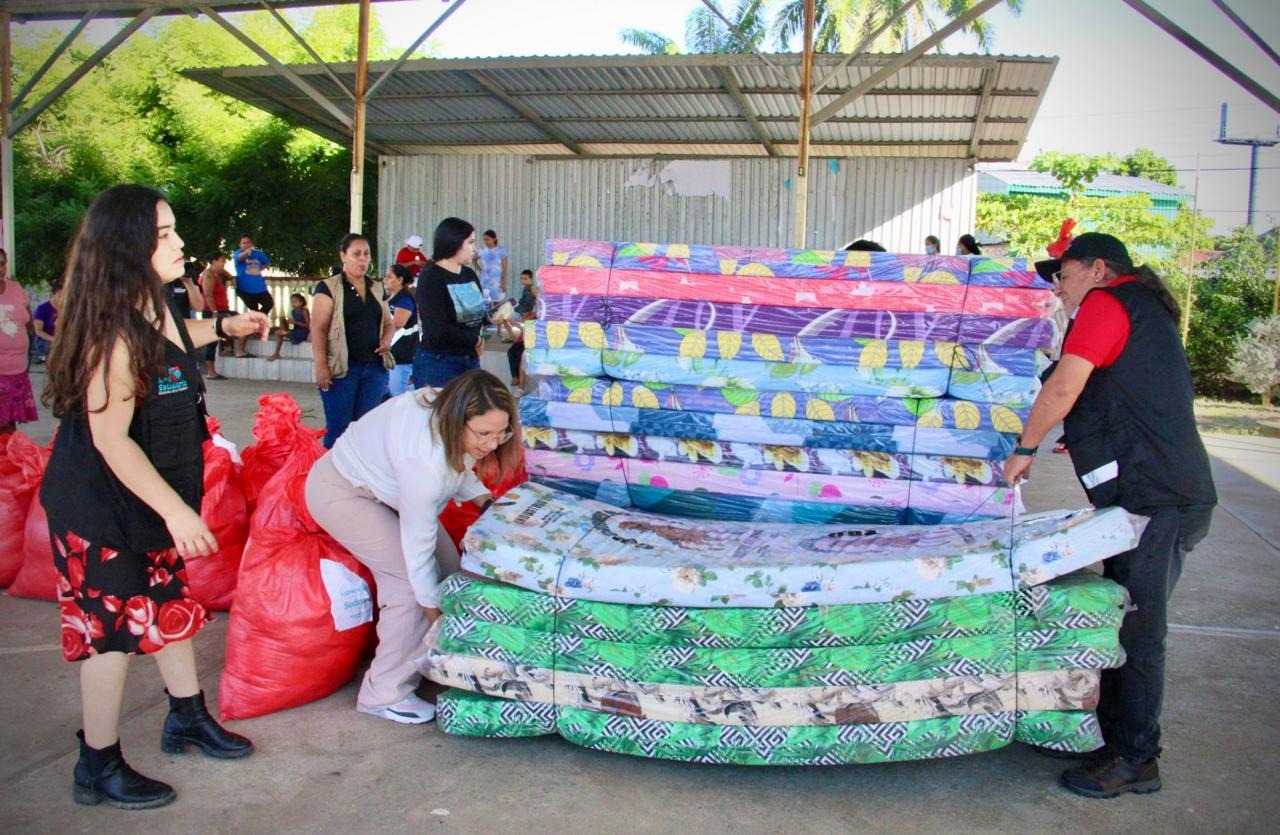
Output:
[{"xmin": 2, "ymin": 368, "xmax": 1277, "ymax": 833}]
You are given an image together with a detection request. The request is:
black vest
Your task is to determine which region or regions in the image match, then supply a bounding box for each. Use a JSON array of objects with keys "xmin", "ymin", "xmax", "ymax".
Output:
[
  {"xmin": 1061, "ymin": 281, "xmax": 1216, "ymax": 513},
  {"xmin": 42, "ymin": 308, "xmax": 209, "ymax": 553}
]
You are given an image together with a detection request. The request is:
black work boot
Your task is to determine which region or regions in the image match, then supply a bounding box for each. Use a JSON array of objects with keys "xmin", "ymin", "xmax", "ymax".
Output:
[
  {"xmin": 160, "ymin": 690, "xmax": 254, "ymax": 759},
  {"xmin": 1060, "ymin": 747, "xmax": 1161, "ymax": 798},
  {"xmin": 73, "ymin": 730, "xmax": 176, "ymax": 810}
]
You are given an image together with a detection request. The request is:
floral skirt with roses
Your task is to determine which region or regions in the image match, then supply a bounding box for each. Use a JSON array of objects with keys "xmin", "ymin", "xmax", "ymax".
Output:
[{"xmin": 51, "ymin": 525, "xmax": 211, "ymax": 662}]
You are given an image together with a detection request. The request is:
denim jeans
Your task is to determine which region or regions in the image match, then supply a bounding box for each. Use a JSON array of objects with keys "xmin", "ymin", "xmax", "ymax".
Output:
[
  {"xmin": 387, "ymin": 363, "xmax": 414, "ymax": 397},
  {"xmin": 320, "ymin": 360, "xmax": 389, "ymax": 448},
  {"xmin": 1098, "ymin": 503, "xmax": 1214, "ymax": 762},
  {"xmin": 412, "ymin": 349, "xmax": 478, "ymax": 389}
]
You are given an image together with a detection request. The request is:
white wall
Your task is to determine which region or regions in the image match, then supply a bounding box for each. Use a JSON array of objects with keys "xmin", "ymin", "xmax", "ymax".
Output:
[{"xmin": 378, "ymin": 155, "xmax": 977, "ymax": 295}]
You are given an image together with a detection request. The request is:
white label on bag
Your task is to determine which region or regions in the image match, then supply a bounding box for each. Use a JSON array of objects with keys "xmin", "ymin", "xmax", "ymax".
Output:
[
  {"xmin": 211, "ymin": 432, "xmax": 242, "ymax": 464},
  {"xmin": 320, "ymin": 559, "xmax": 374, "ymax": 631},
  {"xmin": 1081, "ymin": 460, "xmax": 1119, "ymax": 489}
]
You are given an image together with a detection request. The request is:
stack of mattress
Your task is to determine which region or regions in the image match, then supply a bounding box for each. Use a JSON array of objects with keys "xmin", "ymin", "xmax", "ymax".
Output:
[
  {"xmin": 423, "ymin": 483, "xmax": 1143, "ymax": 765},
  {"xmin": 520, "ymin": 240, "xmax": 1057, "ymax": 524}
]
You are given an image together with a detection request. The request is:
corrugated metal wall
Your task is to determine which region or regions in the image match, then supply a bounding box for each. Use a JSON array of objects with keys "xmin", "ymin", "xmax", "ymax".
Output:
[{"xmin": 378, "ymin": 155, "xmax": 977, "ymax": 295}]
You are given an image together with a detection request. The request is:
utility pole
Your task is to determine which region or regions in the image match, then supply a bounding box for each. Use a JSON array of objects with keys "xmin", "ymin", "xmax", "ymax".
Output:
[
  {"xmin": 349, "ymin": 0, "xmax": 370, "ymax": 234},
  {"xmin": 792, "ymin": 0, "xmax": 815, "ymax": 248},
  {"xmin": 1182, "ymin": 154, "xmax": 1200, "ymax": 345},
  {"xmin": 1215, "ymin": 102, "xmax": 1278, "ymax": 231}
]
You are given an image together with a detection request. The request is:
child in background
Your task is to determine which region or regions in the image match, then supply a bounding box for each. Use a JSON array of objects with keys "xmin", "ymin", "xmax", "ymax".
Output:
[
  {"xmin": 32, "ymin": 275, "xmax": 65, "ymax": 363},
  {"xmin": 267, "ymin": 293, "xmax": 311, "ymax": 361}
]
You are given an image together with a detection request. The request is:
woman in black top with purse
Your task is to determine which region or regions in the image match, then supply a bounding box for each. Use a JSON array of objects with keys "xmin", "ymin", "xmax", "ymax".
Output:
[{"xmin": 41, "ymin": 185, "xmax": 269, "ymax": 810}]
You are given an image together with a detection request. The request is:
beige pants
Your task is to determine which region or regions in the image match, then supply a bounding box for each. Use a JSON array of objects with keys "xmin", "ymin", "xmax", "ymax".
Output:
[{"xmin": 304, "ymin": 452, "xmax": 460, "ymax": 711}]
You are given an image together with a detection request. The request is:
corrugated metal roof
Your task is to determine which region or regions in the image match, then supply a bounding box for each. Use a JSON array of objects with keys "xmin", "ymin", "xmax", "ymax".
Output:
[
  {"xmin": 0, "ymin": 0, "xmax": 389, "ymax": 22},
  {"xmin": 978, "ymin": 166, "xmax": 1191, "ymax": 198},
  {"xmin": 184, "ymin": 52, "xmax": 1056, "ymax": 161}
]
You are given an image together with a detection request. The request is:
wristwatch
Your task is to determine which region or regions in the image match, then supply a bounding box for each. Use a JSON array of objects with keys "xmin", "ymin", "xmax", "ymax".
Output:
[
  {"xmin": 214, "ymin": 316, "xmax": 229, "ymax": 339},
  {"xmin": 1014, "ymin": 436, "xmax": 1038, "ymax": 457}
]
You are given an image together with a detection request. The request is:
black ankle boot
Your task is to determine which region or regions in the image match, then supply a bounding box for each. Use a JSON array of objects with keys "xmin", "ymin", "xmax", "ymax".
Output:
[
  {"xmin": 73, "ymin": 730, "xmax": 176, "ymax": 810},
  {"xmin": 160, "ymin": 690, "xmax": 254, "ymax": 759}
]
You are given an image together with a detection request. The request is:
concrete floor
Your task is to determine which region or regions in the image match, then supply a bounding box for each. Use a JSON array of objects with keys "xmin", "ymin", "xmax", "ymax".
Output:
[{"xmin": 2, "ymin": 368, "xmax": 1278, "ymax": 833}]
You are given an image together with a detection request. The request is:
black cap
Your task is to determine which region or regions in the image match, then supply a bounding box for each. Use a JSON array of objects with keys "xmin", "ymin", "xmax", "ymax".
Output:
[{"xmin": 1034, "ymin": 232, "xmax": 1134, "ymax": 281}]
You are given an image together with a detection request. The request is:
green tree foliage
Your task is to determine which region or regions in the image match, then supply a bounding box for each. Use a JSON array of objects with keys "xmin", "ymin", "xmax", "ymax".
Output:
[
  {"xmin": 975, "ymin": 193, "xmax": 1190, "ymax": 260},
  {"xmin": 1185, "ymin": 228, "xmax": 1274, "ymax": 398},
  {"xmin": 1028, "ymin": 148, "xmax": 1179, "ymax": 192},
  {"xmin": 622, "ymin": 0, "xmax": 768, "ymax": 55},
  {"xmin": 10, "ymin": 8, "xmax": 404, "ymax": 284},
  {"xmin": 772, "ymin": 0, "xmax": 1024, "ymax": 53}
]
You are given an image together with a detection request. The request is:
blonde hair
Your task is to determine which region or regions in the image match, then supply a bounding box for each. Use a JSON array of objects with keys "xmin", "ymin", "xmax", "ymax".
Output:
[{"xmin": 416, "ymin": 370, "xmax": 522, "ymax": 479}]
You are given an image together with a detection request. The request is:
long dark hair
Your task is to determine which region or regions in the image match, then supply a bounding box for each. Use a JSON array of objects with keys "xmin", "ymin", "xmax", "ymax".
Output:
[
  {"xmin": 1115, "ymin": 261, "xmax": 1182, "ymax": 325},
  {"xmin": 44, "ymin": 184, "xmax": 170, "ymax": 417},
  {"xmin": 432, "ymin": 217, "xmax": 474, "ymax": 262},
  {"xmin": 419, "ymin": 369, "xmax": 522, "ymax": 481}
]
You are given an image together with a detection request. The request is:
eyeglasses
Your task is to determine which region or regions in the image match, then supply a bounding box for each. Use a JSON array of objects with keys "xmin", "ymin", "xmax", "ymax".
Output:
[
  {"xmin": 1050, "ymin": 270, "xmax": 1063, "ymax": 288},
  {"xmin": 466, "ymin": 423, "xmax": 514, "ymax": 445}
]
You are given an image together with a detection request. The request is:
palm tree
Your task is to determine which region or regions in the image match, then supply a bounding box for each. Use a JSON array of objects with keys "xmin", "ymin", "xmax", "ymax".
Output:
[
  {"xmin": 773, "ymin": 0, "xmax": 1023, "ymax": 53},
  {"xmin": 621, "ymin": 0, "xmax": 770, "ymax": 55}
]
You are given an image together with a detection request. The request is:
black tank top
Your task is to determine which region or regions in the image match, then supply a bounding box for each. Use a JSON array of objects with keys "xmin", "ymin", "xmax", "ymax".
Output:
[{"xmin": 42, "ymin": 306, "xmax": 209, "ymax": 553}]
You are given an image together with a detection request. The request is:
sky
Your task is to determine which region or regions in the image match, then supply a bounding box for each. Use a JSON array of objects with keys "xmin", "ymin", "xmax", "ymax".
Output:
[{"xmin": 17, "ymin": 0, "xmax": 1280, "ymax": 235}]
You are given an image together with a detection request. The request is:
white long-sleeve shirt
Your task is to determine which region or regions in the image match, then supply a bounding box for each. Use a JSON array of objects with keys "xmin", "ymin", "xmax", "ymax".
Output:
[{"xmin": 330, "ymin": 391, "xmax": 489, "ymax": 607}]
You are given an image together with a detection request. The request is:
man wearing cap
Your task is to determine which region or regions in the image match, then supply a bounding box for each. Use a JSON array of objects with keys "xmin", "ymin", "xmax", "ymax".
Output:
[
  {"xmin": 395, "ymin": 235, "xmax": 429, "ymax": 279},
  {"xmin": 1003, "ymin": 233, "xmax": 1216, "ymax": 798}
]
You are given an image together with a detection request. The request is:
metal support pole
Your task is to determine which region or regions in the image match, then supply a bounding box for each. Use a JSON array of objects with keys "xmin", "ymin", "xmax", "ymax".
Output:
[
  {"xmin": 1246, "ymin": 144, "xmax": 1259, "ymax": 229},
  {"xmin": 1182, "ymin": 154, "xmax": 1200, "ymax": 345},
  {"xmin": 9, "ymin": 8, "xmax": 158, "ymax": 138},
  {"xmin": 9, "ymin": 10, "xmax": 94, "ymax": 113},
  {"xmin": 350, "ymin": 0, "xmax": 370, "ymax": 234},
  {"xmin": 1121, "ymin": 0, "xmax": 1280, "ymax": 114},
  {"xmin": 792, "ymin": 0, "xmax": 814, "ymax": 249},
  {"xmin": 810, "ymin": 0, "xmax": 1002, "ymax": 127},
  {"xmin": 1, "ymin": 11, "xmax": 12, "ymax": 266},
  {"xmin": 365, "ymin": 0, "xmax": 467, "ymax": 102}
]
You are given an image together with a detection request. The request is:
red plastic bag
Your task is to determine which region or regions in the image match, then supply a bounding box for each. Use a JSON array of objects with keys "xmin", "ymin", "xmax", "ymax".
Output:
[
  {"xmin": 217, "ymin": 526, "xmax": 376, "ymax": 720},
  {"xmin": 0, "ymin": 432, "xmax": 46, "ymax": 587},
  {"xmin": 439, "ymin": 442, "xmax": 528, "ymax": 552},
  {"xmin": 186, "ymin": 438, "xmax": 248, "ymax": 611},
  {"xmin": 7, "ymin": 444, "xmax": 56, "ymax": 601},
  {"xmin": 240, "ymin": 394, "xmax": 324, "ymax": 511},
  {"xmin": 249, "ymin": 429, "xmax": 326, "ymax": 533}
]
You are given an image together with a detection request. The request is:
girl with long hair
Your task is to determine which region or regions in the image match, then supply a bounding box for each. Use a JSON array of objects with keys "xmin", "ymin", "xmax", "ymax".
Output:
[
  {"xmin": 305, "ymin": 369, "xmax": 521, "ymax": 724},
  {"xmin": 41, "ymin": 184, "xmax": 269, "ymax": 810}
]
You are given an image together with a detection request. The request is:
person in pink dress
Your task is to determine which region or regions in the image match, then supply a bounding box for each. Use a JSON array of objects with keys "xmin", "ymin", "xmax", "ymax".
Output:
[{"xmin": 0, "ymin": 248, "xmax": 38, "ymax": 434}]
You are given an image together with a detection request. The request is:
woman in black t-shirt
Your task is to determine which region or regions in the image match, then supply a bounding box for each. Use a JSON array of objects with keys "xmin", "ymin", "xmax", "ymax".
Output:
[
  {"xmin": 310, "ymin": 233, "xmax": 394, "ymax": 448},
  {"xmin": 412, "ymin": 217, "xmax": 486, "ymax": 388},
  {"xmin": 41, "ymin": 185, "xmax": 268, "ymax": 810}
]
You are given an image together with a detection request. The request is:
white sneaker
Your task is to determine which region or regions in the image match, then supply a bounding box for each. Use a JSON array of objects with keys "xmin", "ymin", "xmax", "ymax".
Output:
[{"xmin": 358, "ymin": 694, "xmax": 436, "ymax": 725}]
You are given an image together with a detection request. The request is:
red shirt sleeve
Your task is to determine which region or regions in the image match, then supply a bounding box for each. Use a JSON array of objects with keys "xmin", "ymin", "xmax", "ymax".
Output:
[{"xmin": 1062, "ymin": 289, "xmax": 1130, "ymax": 368}]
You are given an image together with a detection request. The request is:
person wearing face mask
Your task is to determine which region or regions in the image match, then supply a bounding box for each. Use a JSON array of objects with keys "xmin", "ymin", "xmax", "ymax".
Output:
[
  {"xmin": 924, "ymin": 235, "xmax": 941, "ymax": 256},
  {"xmin": 1003, "ymin": 233, "xmax": 1216, "ymax": 799},
  {"xmin": 304, "ymin": 370, "xmax": 521, "ymax": 723},
  {"xmin": 311, "ymin": 233, "xmax": 395, "ymax": 449},
  {"xmin": 41, "ymin": 184, "xmax": 269, "ymax": 810}
]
